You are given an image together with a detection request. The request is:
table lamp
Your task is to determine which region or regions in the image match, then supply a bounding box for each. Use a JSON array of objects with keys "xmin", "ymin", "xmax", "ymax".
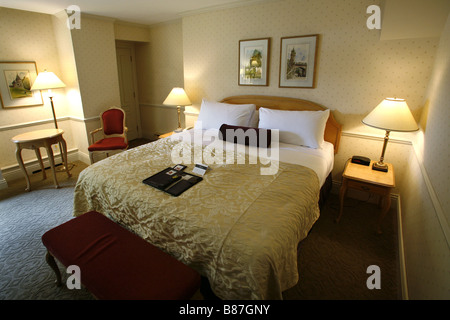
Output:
[
  {"xmin": 362, "ymin": 97, "xmax": 418, "ymax": 172},
  {"xmin": 163, "ymin": 87, "xmax": 191, "ymax": 132}
]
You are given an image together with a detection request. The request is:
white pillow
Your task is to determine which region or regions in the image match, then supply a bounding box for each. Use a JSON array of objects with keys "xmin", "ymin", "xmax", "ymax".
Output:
[
  {"xmin": 258, "ymin": 107, "xmax": 330, "ymax": 148},
  {"xmin": 194, "ymin": 99, "xmax": 256, "ymax": 129},
  {"xmin": 248, "ymin": 109, "xmax": 259, "ymax": 128}
]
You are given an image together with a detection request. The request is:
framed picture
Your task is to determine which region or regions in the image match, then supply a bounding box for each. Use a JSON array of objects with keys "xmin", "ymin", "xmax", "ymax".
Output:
[
  {"xmin": 239, "ymin": 38, "xmax": 270, "ymax": 86},
  {"xmin": 279, "ymin": 35, "xmax": 319, "ymax": 88},
  {"xmin": 0, "ymin": 61, "xmax": 43, "ymax": 108}
]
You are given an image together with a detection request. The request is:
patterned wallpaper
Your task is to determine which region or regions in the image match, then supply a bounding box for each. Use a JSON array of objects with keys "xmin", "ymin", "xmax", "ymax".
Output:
[
  {"xmin": 0, "ymin": 8, "xmax": 64, "ymax": 127},
  {"xmin": 51, "ymin": 11, "xmax": 84, "ymax": 119},
  {"xmin": 0, "ymin": 8, "xmax": 74, "ymax": 167},
  {"xmin": 137, "ymin": 20, "xmax": 185, "ymax": 105},
  {"xmin": 182, "ymin": 0, "xmax": 438, "ymax": 133},
  {"xmin": 114, "ymin": 22, "xmax": 150, "ymax": 43},
  {"xmin": 135, "ymin": 20, "xmax": 186, "ymax": 138},
  {"xmin": 70, "ymin": 16, "xmax": 121, "ymax": 118},
  {"xmin": 181, "ymin": 0, "xmax": 439, "ymax": 192}
]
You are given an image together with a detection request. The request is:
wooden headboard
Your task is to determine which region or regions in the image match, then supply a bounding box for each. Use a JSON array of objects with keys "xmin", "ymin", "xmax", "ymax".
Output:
[{"xmin": 221, "ymin": 95, "xmax": 342, "ymax": 154}]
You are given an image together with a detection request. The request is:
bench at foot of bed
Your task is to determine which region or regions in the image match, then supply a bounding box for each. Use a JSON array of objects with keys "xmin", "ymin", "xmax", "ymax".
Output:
[{"xmin": 42, "ymin": 211, "xmax": 201, "ymax": 300}]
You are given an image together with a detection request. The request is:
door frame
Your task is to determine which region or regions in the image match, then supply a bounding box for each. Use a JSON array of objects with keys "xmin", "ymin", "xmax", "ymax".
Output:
[{"xmin": 115, "ymin": 40, "xmax": 142, "ymax": 139}]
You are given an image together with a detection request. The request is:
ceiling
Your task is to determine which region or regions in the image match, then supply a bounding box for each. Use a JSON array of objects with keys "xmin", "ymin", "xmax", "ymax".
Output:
[{"xmin": 0, "ymin": 0, "xmax": 270, "ymax": 25}]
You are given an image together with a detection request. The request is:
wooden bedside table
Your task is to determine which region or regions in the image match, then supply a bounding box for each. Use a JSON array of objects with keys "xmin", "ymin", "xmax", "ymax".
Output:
[{"xmin": 337, "ymin": 159, "xmax": 395, "ymax": 233}]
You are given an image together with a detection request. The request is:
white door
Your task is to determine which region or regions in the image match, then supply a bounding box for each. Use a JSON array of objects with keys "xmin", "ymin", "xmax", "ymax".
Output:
[{"xmin": 116, "ymin": 45, "xmax": 140, "ymax": 141}]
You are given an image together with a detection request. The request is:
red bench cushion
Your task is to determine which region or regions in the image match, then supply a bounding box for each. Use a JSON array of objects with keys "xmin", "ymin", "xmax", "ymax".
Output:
[{"xmin": 42, "ymin": 211, "xmax": 200, "ymax": 300}]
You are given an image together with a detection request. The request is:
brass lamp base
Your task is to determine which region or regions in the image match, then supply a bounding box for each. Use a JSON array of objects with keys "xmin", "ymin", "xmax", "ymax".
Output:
[
  {"xmin": 372, "ymin": 130, "xmax": 390, "ymax": 172},
  {"xmin": 372, "ymin": 161, "xmax": 388, "ymax": 172}
]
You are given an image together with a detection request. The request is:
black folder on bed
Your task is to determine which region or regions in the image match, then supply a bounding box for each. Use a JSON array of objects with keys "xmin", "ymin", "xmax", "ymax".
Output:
[{"xmin": 142, "ymin": 166, "xmax": 202, "ymax": 197}]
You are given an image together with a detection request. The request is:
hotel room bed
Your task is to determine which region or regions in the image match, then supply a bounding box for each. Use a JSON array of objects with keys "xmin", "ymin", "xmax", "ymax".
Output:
[{"xmin": 73, "ymin": 95, "xmax": 341, "ymax": 300}]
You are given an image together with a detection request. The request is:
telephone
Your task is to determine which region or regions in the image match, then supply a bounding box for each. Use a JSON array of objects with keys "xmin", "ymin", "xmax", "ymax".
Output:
[{"xmin": 351, "ymin": 155, "xmax": 370, "ymax": 166}]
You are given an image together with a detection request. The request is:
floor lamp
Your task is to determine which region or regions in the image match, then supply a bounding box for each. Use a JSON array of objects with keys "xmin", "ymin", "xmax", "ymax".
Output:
[
  {"xmin": 31, "ymin": 70, "xmax": 70, "ymax": 169},
  {"xmin": 163, "ymin": 87, "xmax": 192, "ymax": 132}
]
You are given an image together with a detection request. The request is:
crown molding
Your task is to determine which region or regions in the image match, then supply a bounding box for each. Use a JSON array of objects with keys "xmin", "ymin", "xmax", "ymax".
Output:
[{"xmin": 179, "ymin": 0, "xmax": 281, "ymax": 17}]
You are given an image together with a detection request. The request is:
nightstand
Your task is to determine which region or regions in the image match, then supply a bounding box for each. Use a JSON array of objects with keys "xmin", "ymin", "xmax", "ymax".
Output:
[{"xmin": 337, "ymin": 159, "xmax": 395, "ymax": 233}]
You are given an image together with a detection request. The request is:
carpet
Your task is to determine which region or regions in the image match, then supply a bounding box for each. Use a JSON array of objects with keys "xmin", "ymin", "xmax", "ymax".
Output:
[
  {"xmin": 0, "ymin": 157, "xmax": 401, "ymax": 300},
  {"xmin": 0, "ymin": 161, "xmax": 93, "ymax": 299},
  {"xmin": 283, "ymin": 194, "xmax": 401, "ymax": 300}
]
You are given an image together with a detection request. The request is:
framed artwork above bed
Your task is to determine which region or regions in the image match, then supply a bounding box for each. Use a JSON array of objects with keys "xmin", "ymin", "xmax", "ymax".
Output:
[
  {"xmin": 279, "ymin": 34, "xmax": 319, "ymax": 88},
  {"xmin": 238, "ymin": 38, "xmax": 270, "ymax": 86}
]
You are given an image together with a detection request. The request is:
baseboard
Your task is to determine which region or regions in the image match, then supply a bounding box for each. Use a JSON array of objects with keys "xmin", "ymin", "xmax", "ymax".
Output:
[
  {"xmin": 396, "ymin": 195, "xmax": 409, "ymax": 300},
  {"xmin": 411, "ymin": 142, "xmax": 450, "ymax": 247},
  {"xmin": 0, "ymin": 177, "xmax": 7, "ymax": 190},
  {"xmin": 76, "ymin": 150, "xmax": 91, "ymax": 166}
]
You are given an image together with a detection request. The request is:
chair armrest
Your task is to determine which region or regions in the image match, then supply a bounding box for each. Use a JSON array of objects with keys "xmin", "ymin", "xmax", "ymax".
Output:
[{"xmin": 90, "ymin": 128, "xmax": 102, "ymax": 145}]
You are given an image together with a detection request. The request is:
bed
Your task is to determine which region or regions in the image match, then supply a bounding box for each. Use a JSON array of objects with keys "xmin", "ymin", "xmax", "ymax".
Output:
[{"xmin": 73, "ymin": 95, "xmax": 341, "ymax": 300}]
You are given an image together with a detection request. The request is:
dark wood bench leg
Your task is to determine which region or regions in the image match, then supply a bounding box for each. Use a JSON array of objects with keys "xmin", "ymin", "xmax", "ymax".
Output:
[{"xmin": 45, "ymin": 251, "xmax": 62, "ymax": 287}]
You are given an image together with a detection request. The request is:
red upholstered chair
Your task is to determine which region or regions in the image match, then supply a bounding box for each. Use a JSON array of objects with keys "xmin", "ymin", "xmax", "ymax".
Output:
[{"xmin": 88, "ymin": 107, "xmax": 128, "ymax": 164}]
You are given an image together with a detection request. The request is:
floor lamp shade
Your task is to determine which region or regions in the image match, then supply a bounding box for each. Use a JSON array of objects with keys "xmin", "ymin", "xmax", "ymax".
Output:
[
  {"xmin": 362, "ymin": 98, "xmax": 418, "ymax": 171},
  {"xmin": 31, "ymin": 70, "xmax": 66, "ymax": 91},
  {"xmin": 30, "ymin": 70, "xmax": 66, "ymax": 129},
  {"xmin": 163, "ymin": 87, "xmax": 192, "ymax": 131}
]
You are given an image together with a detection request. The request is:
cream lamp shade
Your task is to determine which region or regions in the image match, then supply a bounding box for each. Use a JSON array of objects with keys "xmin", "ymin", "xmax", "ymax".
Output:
[
  {"xmin": 30, "ymin": 70, "xmax": 66, "ymax": 130},
  {"xmin": 362, "ymin": 98, "xmax": 418, "ymax": 172},
  {"xmin": 362, "ymin": 98, "xmax": 418, "ymax": 132},
  {"xmin": 31, "ymin": 70, "xmax": 66, "ymax": 92},
  {"xmin": 163, "ymin": 87, "xmax": 191, "ymax": 132},
  {"xmin": 163, "ymin": 87, "xmax": 191, "ymax": 106}
]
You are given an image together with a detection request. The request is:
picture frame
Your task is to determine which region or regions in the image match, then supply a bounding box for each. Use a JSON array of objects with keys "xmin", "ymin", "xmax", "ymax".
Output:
[
  {"xmin": 279, "ymin": 35, "xmax": 319, "ymax": 88},
  {"xmin": 0, "ymin": 61, "xmax": 43, "ymax": 108},
  {"xmin": 239, "ymin": 38, "xmax": 270, "ymax": 86}
]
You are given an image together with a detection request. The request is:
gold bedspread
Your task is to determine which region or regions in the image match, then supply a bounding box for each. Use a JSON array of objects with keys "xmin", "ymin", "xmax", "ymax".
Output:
[{"xmin": 73, "ymin": 137, "xmax": 320, "ymax": 299}]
